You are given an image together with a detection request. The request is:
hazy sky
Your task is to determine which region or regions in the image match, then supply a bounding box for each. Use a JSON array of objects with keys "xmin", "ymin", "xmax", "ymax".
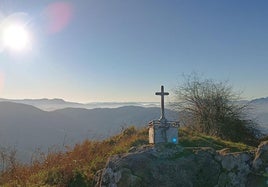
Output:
[{"xmin": 0, "ymin": 0, "xmax": 268, "ymax": 102}]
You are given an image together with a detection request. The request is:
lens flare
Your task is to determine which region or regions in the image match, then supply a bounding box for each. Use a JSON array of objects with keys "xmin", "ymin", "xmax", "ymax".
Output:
[{"xmin": 44, "ymin": 2, "xmax": 73, "ymax": 34}]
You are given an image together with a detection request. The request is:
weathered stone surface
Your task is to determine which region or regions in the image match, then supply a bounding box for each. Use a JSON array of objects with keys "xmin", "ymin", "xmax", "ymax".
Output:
[
  {"xmin": 95, "ymin": 142, "xmax": 268, "ymax": 187},
  {"xmin": 218, "ymin": 152, "xmax": 252, "ymax": 186},
  {"xmin": 253, "ymin": 141, "xmax": 268, "ymax": 171}
]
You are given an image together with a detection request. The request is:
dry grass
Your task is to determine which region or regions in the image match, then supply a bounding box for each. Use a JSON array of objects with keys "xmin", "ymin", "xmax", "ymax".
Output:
[
  {"xmin": 0, "ymin": 126, "xmax": 257, "ymax": 186},
  {"xmin": 0, "ymin": 126, "xmax": 148, "ymax": 186}
]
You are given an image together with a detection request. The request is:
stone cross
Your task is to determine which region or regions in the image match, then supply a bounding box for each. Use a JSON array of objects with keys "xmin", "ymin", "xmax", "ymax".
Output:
[{"xmin": 155, "ymin": 85, "xmax": 169, "ymax": 123}]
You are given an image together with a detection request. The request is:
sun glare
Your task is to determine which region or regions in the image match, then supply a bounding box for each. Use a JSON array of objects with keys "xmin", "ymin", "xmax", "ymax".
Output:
[{"xmin": 2, "ymin": 24, "xmax": 30, "ymax": 51}]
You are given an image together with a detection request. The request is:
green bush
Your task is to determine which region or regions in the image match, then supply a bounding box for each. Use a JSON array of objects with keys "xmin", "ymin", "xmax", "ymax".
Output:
[{"xmin": 68, "ymin": 170, "xmax": 91, "ymax": 187}]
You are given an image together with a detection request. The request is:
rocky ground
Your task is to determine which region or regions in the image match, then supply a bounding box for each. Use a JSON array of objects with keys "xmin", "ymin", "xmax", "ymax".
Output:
[{"xmin": 95, "ymin": 141, "xmax": 268, "ymax": 187}]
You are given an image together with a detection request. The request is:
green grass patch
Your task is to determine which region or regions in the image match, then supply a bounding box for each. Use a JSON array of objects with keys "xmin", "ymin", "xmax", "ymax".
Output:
[
  {"xmin": 171, "ymin": 148, "xmax": 194, "ymax": 159},
  {"xmin": 179, "ymin": 128, "xmax": 255, "ymax": 152}
]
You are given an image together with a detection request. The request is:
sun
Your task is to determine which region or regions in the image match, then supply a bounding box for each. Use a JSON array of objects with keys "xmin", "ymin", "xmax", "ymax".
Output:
[{"xmin": 2, "ymin": 24, "xmax": 30, "ymax": 51}]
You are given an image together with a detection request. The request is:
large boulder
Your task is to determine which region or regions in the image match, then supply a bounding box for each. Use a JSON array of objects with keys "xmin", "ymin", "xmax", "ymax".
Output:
[
  {"xmin": 95, "ymin": 142, "xmax": 268, "ymax": 187},
  {"xmin": 216, "ymin": 152, "xmax": 254, "ymax": 187}
]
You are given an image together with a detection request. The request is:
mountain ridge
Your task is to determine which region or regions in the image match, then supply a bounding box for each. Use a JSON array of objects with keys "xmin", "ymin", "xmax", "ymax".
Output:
[
  {"xmin": 0, "ymin": 102, "xmax": 177, "ymax": 162},
  {"xmin": 0, "ymin": 98, "xmax": 159, "ymax": 111}
]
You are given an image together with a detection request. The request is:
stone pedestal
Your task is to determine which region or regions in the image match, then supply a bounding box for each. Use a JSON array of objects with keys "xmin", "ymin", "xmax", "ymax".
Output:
[{"xmin": 149, "ymin": 120, "xmax": 179, "ymax": 144}]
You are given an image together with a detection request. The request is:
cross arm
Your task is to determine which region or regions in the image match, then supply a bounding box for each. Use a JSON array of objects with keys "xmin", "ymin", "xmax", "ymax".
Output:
[{"xmin": 155, "ymin": 92, "xmax": 169, "ymax": 95}]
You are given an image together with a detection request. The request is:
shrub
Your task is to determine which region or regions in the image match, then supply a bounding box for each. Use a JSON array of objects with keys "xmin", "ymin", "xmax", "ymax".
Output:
[
  {"xmin": 68, "ymin": 170, "xmax": 90, "ymax": 187},
  {"xmin": 174, "ymin": 74, "xmax": 261, "ymax": 145}
]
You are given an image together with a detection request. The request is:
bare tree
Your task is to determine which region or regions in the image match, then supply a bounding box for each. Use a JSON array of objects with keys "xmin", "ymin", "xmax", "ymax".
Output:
[{"xmin": 174, "ymin": 74, "xmax": 261, "ymax": 145}]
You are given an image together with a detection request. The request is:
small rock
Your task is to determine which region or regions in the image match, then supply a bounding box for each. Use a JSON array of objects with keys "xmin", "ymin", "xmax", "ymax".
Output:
[
  {"xmin": 221, "ymin": 155, "xmax": 236, "ymax": 171},
  {"xmin": 128, "ymin": 147, "xmax": 137, "ymax": 153},
  {"xmin": 218, "ymin": 148, "xmax": 231, "ymax": 155}
]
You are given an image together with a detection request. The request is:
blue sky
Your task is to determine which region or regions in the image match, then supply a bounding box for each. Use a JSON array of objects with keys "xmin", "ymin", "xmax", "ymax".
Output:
[{"xmin": 0, "ymin": 0, "xmax": 268, "ymax": 102}]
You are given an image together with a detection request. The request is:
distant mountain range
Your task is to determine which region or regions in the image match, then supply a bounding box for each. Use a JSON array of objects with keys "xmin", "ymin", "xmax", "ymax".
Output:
[
  {"xmin": 0, "ymin": 98, "xmax": 159, "ymax": 111},
  {"xmin": 250, "ymin": 97, "xmax": 268, "ymax": 104},
  {"xmin": 0, "ymin": 101, "xmax": 177, "ymax": 162},
  {"xmin": 0, "ymin": 97, "xmax": 268, "ymax": 162},
  {"xmin": 247, "ymin": 97, "xmax": 268, "ymax": 132}
]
